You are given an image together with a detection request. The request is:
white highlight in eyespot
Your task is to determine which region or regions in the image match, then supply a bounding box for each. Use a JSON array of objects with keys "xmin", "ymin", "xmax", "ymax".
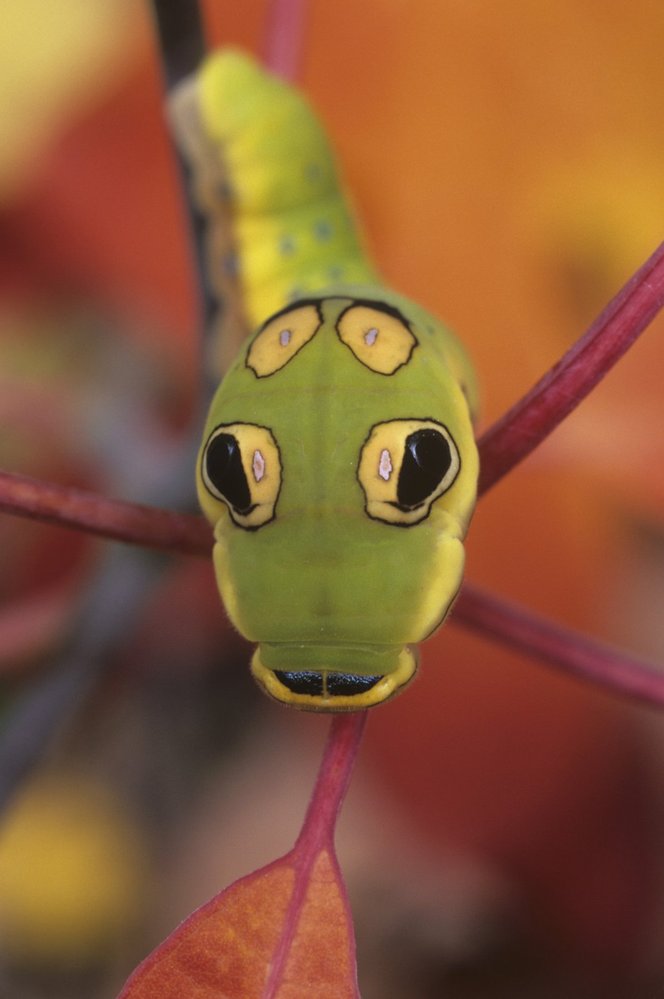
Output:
[
  {"xmin": 252, "ymin": 449, "xmax": 266, "ymax": 482},
  {"xmin": 363, "ymin": 327, "xmax": 379, "ymax": 346},
  {"xmin": 378, "ymin": 448, "xmax": 393, "ymax": 481},
  {"xmin": 278, "ymin": 328, "xmax": 292, "ymax": 347}
]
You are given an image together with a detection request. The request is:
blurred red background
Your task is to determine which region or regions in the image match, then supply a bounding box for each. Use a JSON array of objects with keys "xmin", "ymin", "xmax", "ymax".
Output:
[{"xmin": 0, "ymin": 2, "xmax": 662, "ymax": 997}]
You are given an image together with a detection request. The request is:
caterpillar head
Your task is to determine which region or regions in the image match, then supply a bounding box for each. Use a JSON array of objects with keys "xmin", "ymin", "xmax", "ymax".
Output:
[{"xmin": 198, "ymin": 288, "xmax": 478, "ymax": 711}]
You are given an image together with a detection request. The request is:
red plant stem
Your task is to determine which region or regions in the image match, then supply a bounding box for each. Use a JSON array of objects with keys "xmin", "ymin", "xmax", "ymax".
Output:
[
  {"xmin": 1, "ymin": 471, "xmax": 663, "ymax": 705},
  {"xmin": 0, "ymin": 470, "xmax": 211, "ymax": 557},
  {"xmin": 264, "ymin": 0, "xmax": 308, "ymax": 81},
  {"xmin": 262, "ymin": 714, "xmax": 366, "ymax": 999},
  {"xmin": 296, "ymin": 712, "xmax": 368, "ymax": 851},
  {"xmin": 1, "ymin": 243, "xmax": 663, "ymax": 706},
  {"xmin": 478, "ymin": 240, "xmax": 664, "ymax": 494},
  {"xmin": 3, "ymin": 247, "xmax": 661, "ymax": 551},
  {"xmin": 454, "ymin": 583, "xmax": 664, "ymax": 709}
]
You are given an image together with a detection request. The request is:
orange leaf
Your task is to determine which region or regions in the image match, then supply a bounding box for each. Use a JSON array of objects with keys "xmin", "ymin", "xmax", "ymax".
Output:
[{"xmin": 118, "ymin": 715, "xmax": 365, "ymax": 999}]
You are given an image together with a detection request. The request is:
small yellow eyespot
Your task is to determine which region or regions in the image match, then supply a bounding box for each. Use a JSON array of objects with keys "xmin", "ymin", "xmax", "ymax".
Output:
[
  {"xmin": 357, "ymin": 419, "xmax": 460, "ymax": 526},
  {"xmin": 200, "ymin": 423, "xmax": 281, "ymax": 530},
  {"xmin": 336, "ymin": 303, "xmax": 417, "ymax": 374},
  {"xmin": 246, "ymin": 303, "xmax": 322, "ymax": 377}
]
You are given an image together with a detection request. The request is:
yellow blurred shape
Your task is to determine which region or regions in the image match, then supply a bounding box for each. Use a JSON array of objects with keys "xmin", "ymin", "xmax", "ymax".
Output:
[
  {"xmin": 0, "ymin": 773, "xmax": 147, "ymax": 965},
  {"xmin": 521, "ymin": 149, "xmax": 664, "ymax": 320},
  {"xmin": 0, "ymin": 0, "xmax": 139, "ymax": 202}
]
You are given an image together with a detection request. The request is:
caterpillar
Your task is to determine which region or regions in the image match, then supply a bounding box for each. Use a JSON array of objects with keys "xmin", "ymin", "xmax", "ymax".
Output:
[{"xmin": 178, "ymin": 49, "xmax": 479, "ymax": 711}]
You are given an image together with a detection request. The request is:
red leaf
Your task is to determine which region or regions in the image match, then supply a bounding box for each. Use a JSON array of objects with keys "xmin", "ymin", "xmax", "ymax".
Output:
[
  {"xmin": 117, "ymin": 714, "xmax": 366, "ymax": 999},
  {"xmin": 118, "ymin": 848, "xmax": 356, "ymax": 999}
]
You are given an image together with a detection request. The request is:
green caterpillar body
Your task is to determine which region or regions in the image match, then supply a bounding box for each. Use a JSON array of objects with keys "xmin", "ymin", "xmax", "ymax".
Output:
[{"xmin": 192, "ymin": 51, "xmax": 479, "ymax": 711}]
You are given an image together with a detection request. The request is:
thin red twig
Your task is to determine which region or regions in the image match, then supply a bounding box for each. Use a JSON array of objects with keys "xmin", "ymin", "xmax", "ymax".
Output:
[
  {"xmin": 296, "ymin": 712, "xmax": 368, "ymax": 850},
  {"xmin": 264, "ymin": 0, "xmax": 308, "ymax": 81},
  {"xmin": 0, "ymin": 470, "xmax": 211, "ymax": 557},
  {"xmin": 478, "ymin": 241, "xmax": 664, "ymax": 494},
  {"xmin": 3, "ymin": 245, "xmax": 661, "ymax": 553},
  {"xmin": 454, "ymin": 583, "xmax": 664, "ymax": 709},
  {"xmin": 262, "ymin": 713, "xmax": 366, "ymax": 999},
  {"xmin": 1, "ymin": 246, "xmax": 663, "ymax": 706}
]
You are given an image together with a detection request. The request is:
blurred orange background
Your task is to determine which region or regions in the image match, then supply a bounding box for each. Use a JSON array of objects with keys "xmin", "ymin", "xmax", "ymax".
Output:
[{"xmin": 0, "ymin": 2, "xmax": 662, "ymax": 997}]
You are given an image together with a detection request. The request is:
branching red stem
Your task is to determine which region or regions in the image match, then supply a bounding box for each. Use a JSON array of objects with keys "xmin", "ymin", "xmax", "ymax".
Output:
[
  {"xmin": 296, "ymin": 712, "xmax": 368, "ymax": 851},
  {"xmin": 454, "ymin": 583, "xmax": 664, "ymax": 708},
  {"xmin": 1, "ymin": 477, "xmax": 663, "ymax": 705},
  {"xmin": 0, "ymin": 470, "xmax": 211, "ymax": 556},
  {"xmin": 256, "ymin": 712, "xmax": 365, "ymax": 999},
  {"xmin": 3, "ymin": 246, "xmax": 662, "ymax": 551},
  {"xmin": 264, "ymin": 0, "xmax": 308, "ymax": 81},
  {"xmin": 478, "ymin": 241, "xmax": 664, "ymax": 494},
  {"xmin": 1, "ymin": 246, "xmax": 663, "ymax": 706}
]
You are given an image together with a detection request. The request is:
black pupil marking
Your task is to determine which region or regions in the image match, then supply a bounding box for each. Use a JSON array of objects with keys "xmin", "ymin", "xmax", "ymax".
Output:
[
  {"xmin": 205, "ymin": 433, "xmax": 253, "ymax": 513},
  {"xmin": 397, "ymin": 429, "xmax": 452, "ymax": 510}
]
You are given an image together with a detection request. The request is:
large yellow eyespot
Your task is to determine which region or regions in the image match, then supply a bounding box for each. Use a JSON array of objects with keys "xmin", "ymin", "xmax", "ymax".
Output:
[
  {"xmin": 246, "ymin": 302, "xmax": 322, "ymax": 377},
  {"xmin": 200, "ymin": 423, "xmax": 281, "ymax": 530},
  {"xmin": 336, "ymin": 302, "xmax": 417, "ymax": 374},
  {"xmin": 357, "ymin": 419, "xmax": 460, "ymax": 526}
]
